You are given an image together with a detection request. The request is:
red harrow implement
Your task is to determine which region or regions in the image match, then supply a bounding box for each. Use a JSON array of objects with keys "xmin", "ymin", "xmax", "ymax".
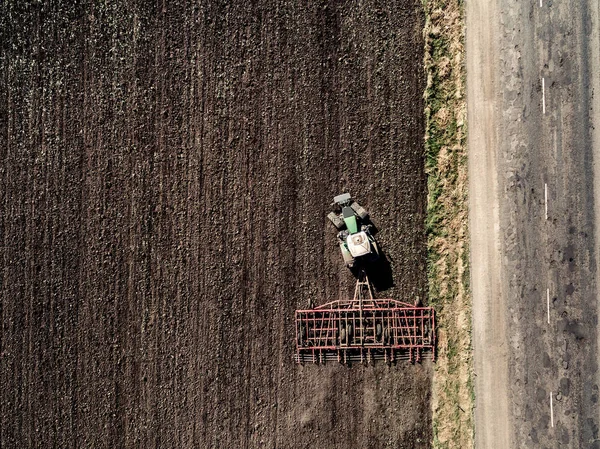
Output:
[{"xmin": 295, "ymin": 272, "xmax": 435, "ymax": 364}]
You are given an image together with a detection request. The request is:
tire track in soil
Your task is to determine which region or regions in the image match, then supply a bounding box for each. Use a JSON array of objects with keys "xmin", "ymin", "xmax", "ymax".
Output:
[{"xmin": 1, "ymin": 1, "xmax": 430, "ymax": 448}]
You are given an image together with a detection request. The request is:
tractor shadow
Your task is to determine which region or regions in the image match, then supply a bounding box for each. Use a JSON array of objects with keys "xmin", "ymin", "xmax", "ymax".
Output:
[
  {"xmin": 361, "ymin": 219, "xmax": 393, "ymax": 292},
  {"xmin": 365, "ymin": 220, "xmax": 380, "ymax": 236},
  {"xmin": 364, "ymin": 251, "xmax": 394, "ymax": 292},
  {"xmin": 351, "ymin": 246, "xmax": 394, "ymax": 292}
]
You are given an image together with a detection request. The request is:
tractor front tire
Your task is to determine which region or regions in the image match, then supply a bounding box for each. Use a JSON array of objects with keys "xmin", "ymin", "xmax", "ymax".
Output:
[
  {"xmin": 351, "ymin": 201, "xmax": 369, "ymax": 220},
  {"xmin": 327, "ymin": 212, "xmax": 345, "ymax": 229}
]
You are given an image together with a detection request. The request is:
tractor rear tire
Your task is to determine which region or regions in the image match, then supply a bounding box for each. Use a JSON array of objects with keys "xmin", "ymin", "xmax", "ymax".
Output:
[{"xmin": 327, "ymin": 212, "xmax": 345, "ymax": 229}]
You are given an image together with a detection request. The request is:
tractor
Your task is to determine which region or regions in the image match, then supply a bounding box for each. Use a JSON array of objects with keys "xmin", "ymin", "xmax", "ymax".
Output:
[
  {"xmin": 294, "ymin": 192, "xmax": 436, "ymax": 364},
  {"xmin": 327, "ymin": 193, "xmax": 379, "ymax": 269}
]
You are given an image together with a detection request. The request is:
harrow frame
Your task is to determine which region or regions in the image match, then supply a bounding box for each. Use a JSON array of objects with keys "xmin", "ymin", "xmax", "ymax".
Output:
[{"xmin": 295, "ymin": 274, "xmax": 435, "ymax": 364}]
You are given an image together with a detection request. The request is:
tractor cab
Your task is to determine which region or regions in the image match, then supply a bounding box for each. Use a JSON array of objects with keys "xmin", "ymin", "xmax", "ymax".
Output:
[{"xmin": 346, "ymin": 231, "xmax": 372, "ymax": 258}]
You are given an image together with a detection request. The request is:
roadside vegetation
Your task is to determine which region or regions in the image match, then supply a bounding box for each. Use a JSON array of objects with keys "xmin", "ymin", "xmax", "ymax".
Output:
[{"xmin": 422, "ymin": 0, "xmax": 473, "ymax": 448}]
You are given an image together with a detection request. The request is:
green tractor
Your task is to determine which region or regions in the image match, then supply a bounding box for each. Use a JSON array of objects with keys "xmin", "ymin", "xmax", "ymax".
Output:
[{"xmin": 327, "ymin": 193, "xmax": 379, "ymax": 269}]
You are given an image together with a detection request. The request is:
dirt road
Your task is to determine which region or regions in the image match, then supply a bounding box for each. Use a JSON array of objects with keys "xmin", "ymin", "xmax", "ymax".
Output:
[
  {"xmin": 466, "ymin": 0, "xmax": 510, "ymax": 446},
  {"xmin": 468, "ymin": 0, "xmax": 600, "ymax": 447},
  {"xmin": 0, "ymin": 2, "xmax": 431, "ymax": 448}
]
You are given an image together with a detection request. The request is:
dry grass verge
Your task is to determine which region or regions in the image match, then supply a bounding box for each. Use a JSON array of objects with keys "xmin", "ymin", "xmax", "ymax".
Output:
[{"xmin": 422, "ymin": 1, "xmax": 473, "ymax": 448}]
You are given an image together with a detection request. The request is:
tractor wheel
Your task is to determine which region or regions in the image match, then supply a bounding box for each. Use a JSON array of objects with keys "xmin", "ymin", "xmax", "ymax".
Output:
[
  {"xmin": 376, "ymin": 323, "xmax": 383, "ymax": 341},
  {"xmin": 341, "ymin": 243, "xmax": 355, "ymax": 268},
  {"xmin": 351, "ymin": 202, "xmax": 369, "ymax": 220},
  {"xmin": 327, "ymin": 212, "xmax": 345, "ymax": 230}
]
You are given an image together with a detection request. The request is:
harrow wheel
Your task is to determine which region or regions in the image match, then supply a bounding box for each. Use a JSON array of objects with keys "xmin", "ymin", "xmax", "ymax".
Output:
[
  {"xmin": 383, "ymin": 327, "xmax": 390, "ymax": 344},
  {"xmin": 298, "ymin": 324, "xmax": 307, "ymax": 346},
  {"xmin": 339, "ymin": 327, "xmax": 347, "ymax": 344}
]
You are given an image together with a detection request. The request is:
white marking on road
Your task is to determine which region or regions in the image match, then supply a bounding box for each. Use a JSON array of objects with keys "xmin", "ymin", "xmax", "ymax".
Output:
[
  {"xmin": 547, "ymin": 288, "xmax": 550, "ymax": 324},
  {"xmin": 540, "ymin": 0, "xmax": 542, "ymax": 7},
  {"xmin": 542, "ymin": 77, "xmax": 546, "ymax": 114},
  {"xmin": 550, "ymin": 391, "xmax": 554, "ymax": 427},
  {"xmin": 545, "ymin": 183, "xmax": 548, "ymax": 220}
]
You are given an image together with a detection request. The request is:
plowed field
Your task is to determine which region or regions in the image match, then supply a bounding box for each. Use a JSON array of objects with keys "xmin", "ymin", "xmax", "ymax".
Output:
[{"xmin": 1, "ymin": 2, "xmax": 430, "ymax": 447}]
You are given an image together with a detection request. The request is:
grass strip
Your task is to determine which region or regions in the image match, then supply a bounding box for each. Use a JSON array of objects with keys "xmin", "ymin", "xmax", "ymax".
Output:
[{"xmin": 422, "ymin": 1, "xmax": 474, "ymax": 448}]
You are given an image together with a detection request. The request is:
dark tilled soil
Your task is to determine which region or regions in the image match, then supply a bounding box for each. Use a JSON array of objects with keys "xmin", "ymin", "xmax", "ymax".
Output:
[{"xmin": 0, "ymin": 2, "xmax": 429, "ymax": 448}]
